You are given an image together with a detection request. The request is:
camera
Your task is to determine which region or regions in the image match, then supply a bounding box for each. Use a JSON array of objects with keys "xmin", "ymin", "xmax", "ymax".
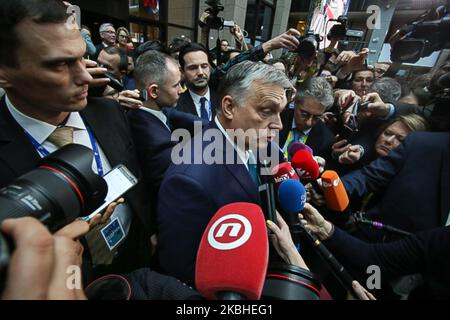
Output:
[
  {"xmin": 0, "ymin": 144, "xmax": 107, "ymax": 232},
  {"xmin": 294, "ymin": 31, "xmax": 322, "ymax": 60},
  {"xmin": 390, "ymin": 2, "xmax": 450, "ymax": 63},
  {"xmin": 0, "ymin": 144, "xmax": 108, "ymax": 291},
  {"xmin": 199, "ymin": 0, "xmax": 226, "ymax": 30}
]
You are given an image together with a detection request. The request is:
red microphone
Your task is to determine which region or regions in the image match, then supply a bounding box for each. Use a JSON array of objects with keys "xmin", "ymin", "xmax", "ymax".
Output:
[
  {"xmin": 271, "ymin": 162, "xmax": 300, "ymax": 189},
  {"xmin": 320, "ymin": 170, "xmax": 349, "ymax": 212},
  {"xmin": 195, "ymin": 202, "xmax": 269, "ymax": 300},
  {"xmin": 291, "ymin": 150, "xmax": 320, "ymax": 181}
]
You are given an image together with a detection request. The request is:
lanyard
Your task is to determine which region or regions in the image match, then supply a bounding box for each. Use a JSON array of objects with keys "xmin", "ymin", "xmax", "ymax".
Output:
[
  {"xmin": 283, "ymin": 129, "xmax": 309, "ymax": 160},
  {"xmin": 23, "ymin": 120, "xmax": 104, "ymax": 177}
]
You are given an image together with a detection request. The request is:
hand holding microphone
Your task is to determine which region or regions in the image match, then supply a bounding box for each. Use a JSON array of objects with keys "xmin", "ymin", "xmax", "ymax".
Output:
[
  {"xmin": 298, "ymin": 203, "xmax": 334, "ymax": 241},
  {"xmin": 266, "ymin": 212, "xmax": 309, "ymax": 270}
]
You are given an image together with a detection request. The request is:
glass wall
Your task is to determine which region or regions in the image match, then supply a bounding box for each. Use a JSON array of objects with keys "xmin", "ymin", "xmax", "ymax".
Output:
[
  {"xmin": 245, "ymin": 0, "xmax": 276, "ymax": 46},
  {"xmin": 128, "ymin": 0, "xmax": 198, "ymax": 45}
]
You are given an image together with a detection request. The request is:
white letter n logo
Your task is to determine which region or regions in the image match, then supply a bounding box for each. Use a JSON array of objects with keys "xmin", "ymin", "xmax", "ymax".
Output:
[{"xmin": 215, "ymin": 223, "xmax": 241, "ymax": 238}]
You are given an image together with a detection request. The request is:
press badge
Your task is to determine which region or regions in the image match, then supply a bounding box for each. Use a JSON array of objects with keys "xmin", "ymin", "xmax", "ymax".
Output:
[{"xmin": 101, "ymin": 217, "xmax": 126, "ymax": 250}]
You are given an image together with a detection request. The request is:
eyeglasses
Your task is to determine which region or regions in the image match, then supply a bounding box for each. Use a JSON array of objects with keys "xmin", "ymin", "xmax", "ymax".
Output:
[
  {"xmin": 102, "ymin": 30, "xmax": 116, "ymax": 34},
  {"xmin": 297, "ymin": 109, "xmax": 322, "ymax": 122},
  {"xmin": 118, "ymin": 34, "xmax": 128, "ymax": 38}
]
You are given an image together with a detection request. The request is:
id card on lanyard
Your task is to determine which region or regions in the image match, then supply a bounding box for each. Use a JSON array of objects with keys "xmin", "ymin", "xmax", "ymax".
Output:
[{"xmin": 23, "ymin": 117, "xmax": 104, "ymax": 177}]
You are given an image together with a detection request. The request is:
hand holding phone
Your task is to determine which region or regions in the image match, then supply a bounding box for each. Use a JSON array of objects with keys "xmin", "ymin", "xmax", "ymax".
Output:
[{"xmin": 81, "ymin": 165, "xmax": 138, "ymax": 222}]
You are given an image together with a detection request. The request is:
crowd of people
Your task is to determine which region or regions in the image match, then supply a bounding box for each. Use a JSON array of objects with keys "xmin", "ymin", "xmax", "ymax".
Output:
[{"xmin": 0, "ymin": 0, "xmax": 449, "ymax": 300}]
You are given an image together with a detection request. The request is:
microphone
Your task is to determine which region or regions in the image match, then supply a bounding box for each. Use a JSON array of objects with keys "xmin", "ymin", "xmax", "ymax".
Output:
[
  {"xmin": 289, "ymin": 142, "xmax": 313, "ymax": 159},
  {"xmin": 320, "ymin": 170, "xmax": 349, "ymax": 212},
  {"xmin": 277, "ymin": 179, "xmax": 356, "ymax": 296},
  {"xmin": 271, "ymin": 162, "xmax": 300, "ymax": 189},
  {"xmin": 291, "ymin": 150, "xmax": 320, "ymax": 182},
  {"xmin": 195, "ymin": 202, "xmax": 269, "ymax": 300}
]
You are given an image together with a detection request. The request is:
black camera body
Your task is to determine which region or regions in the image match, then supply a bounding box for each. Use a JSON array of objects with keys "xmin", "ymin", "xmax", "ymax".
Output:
[
  {"xmin": 294, "ymin": 31, "xmax": 322, "ymax": 60},
  {"xmin": 202, "ymin": 0, "xmax": 226, "ymax": 30},
  {"xmin": 390, "ymin": 2, "xmax": 450, "ymax": 63}
]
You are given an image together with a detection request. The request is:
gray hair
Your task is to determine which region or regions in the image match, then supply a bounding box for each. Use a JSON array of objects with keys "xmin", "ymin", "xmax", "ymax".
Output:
[
  {"xmin": 134, "ymin": 50, "xmax": 177, "ymax": 90},
  {"xmin": 295, "ymin": 77, "xmax": 334, "ymax": 110},
  {"xmin": 99, "ymin": 23, "xmax": 114, "ymax": 33},
  {"xmin": 370, "ymin": 77, "xmax": 401, "ymax": 104},
  {"xmin": 217, "ymin": 61, "xmax": 293, "ymax": 109}
]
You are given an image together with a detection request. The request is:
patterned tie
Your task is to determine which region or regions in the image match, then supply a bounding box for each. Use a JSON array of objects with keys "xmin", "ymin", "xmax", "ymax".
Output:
[
  {"xmin": 47, "ymin": 126, "xmax": 74, "ymax": 147},
  {"xmin": 200, "ymin": 97, "xmax": 209, "ymax": 121},
  {"xmin": 47, "ymin": 127, "xmax": 116, "ymax": 266}
]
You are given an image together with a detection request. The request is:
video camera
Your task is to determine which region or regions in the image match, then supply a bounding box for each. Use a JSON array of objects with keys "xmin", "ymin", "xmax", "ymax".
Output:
[
  {"xmin": 390, "ymin": 1, "xmax": 450, "ymax": 63},
  {"xmin": 294, "ymin": 31, "xmax": 322, "ymax": 60},
  {"xmin": 200, "ymin": 0, "xmax": 234, "ymax": 30},
  {"xmin": 0, "ymin": 144, "xmax": 108, "ymax": 290}
]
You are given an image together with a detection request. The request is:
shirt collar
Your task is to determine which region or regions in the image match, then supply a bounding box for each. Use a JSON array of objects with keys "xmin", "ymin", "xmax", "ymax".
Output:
[
  {"xmin": 5, "ymin": 94, "xmax": 86, "ymax": 144},
  {"xmin": 291, "ymin": 118, "xmax": 312, "ymax": 136},
  {"xmin": 214, "ymin": 116, "xmax": 250, "ymax": 169},
  {"xmin": 139, "ymin": 107, "xmax": 169, "ymax": 130},
  {"xmin": 189, "ymin": 88, "xmax": 210, "ymax": 105}
]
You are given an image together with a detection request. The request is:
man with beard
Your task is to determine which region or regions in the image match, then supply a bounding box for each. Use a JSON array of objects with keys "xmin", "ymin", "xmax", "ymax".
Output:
[{"xmin": 176, "ymin": 43, "xmax": 219, "ymax": 121}]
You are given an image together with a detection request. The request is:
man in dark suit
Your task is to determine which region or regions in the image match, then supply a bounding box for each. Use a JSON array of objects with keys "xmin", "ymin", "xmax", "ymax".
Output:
[
  {"xmin": 279, "ymin": 77, "xmax": 335, "ymax": 161},
  {"xmin": 341, "ymin": 131, "xmax": 450, "ymax": 241},
  {"xmin": 176, "ymin": 43, "xmax": 219, "ymax": 121},
  {"xmin": 127, "ymin": 50, "xmax": 206, "ymax": 216},
  {"xmin": 157, "ymin": 60, "xmax": 296, "ymax": 285},
  {"xmin": 0, "ymin": 0, "xmax": 151, "ymax": 277},
  {"xmin": 93, "ymin": 23, "xmax": 116, "ymax": 61}
]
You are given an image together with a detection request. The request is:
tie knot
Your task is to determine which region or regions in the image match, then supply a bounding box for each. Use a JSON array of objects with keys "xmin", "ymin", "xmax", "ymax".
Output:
[
  {"xmin": 200, "ymin": 97, "xmax": 207, "ymax": 105},
  {"xmin": 47, "ymin": 126, "xmax": 74, "ymax": 148}
]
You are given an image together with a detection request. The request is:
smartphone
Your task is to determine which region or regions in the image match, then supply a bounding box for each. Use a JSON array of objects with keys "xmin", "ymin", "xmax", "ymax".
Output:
[
  {"xmin": 103, "ymin": 73, "xmax": 124, "ymax": 92},
  {"xmin": 81, "ymin": 164, "xmax": 138, "ymax": 222},
  {"xmin": 358, "ymin": 100, "xmax": 370, "ymax": 113},
  {"xmin": 223, "ymin": 20, "xmax": 235, "ymax": 28}
]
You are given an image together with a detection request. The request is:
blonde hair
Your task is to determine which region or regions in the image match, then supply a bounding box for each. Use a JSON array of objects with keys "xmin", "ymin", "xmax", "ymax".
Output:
[{"xmin": 378, "ymin": 113, "xmax": 430, "ymax": 136}]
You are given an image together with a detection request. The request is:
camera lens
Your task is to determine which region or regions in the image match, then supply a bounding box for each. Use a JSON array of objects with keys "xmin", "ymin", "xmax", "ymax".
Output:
[
  {"xmin": 0, "ymin": 144, "xmax": 107, "ymax": 232},
  {"xmin": 262, "ymin": 262, "xmax": 321, "ymax": 300},
  {"xmin": 298, "ymin": 36, "xmax": 317, "ymax": 59}
]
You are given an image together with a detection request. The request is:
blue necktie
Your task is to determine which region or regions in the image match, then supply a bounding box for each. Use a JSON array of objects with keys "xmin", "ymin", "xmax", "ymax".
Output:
[
  {"xmin": 200, "ymin": 97, "xmax": 209, "ymax": 121},
  {"xmin": 247, "ymin": 152, "xmax": 259, "ymax": 187}
]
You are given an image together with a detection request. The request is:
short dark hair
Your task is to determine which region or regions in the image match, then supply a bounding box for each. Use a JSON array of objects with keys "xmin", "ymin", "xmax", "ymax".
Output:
[
  {"xmin": 101, "ymin": 46, "xmax": 129, "ymax": 73},
  {"xmin": 0, "ymin": 0, "xmax": 69, "ymax": 68},
  {"xmin": 178, "ymin": 43, "xmax": 210, "ymax": 70},
  {"xmin": 134, "ymin": 50, "xmax": 176, "ymax": 90}
]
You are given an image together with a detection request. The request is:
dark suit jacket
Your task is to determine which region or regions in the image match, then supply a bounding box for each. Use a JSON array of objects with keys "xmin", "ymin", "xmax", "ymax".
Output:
[
  {"xmin": 157, "ymin": 121, "xmax": 260, "ymax": 285},
  {"xmin": 92, "ymin": 43, "xmax": 106, "ymax": 61},
  {"xmin": 342, "ymin": 132, "xmax": 450, "ymax": 239},
  {"xmin": 0, "ymin": 97, "xmax": 152, "ymax": 275},
  {"xmin": 324, "ymin": 226, "xmax": 450, "ymax": 299},
  {"xmin": 279, "ymin": 108, "xmax": 335, "ymax": 160},
  {"xmin": 175, "ymin": 88, "xmax": 219, "ymax": 120}
]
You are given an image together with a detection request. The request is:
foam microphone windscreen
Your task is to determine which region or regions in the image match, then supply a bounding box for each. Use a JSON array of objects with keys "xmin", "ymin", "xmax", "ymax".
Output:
[
  {"xmin": 289, "ymin": 142, "xmax": 313, "ymax": 159},
  {"xmin": 291, "ymin": 150, "xmax": 320, "ymax": 181},
  {"xmin": 195, "ymin": 202, "xmax": 269, "ymax": 300},
  {"xmin": 320, "ymin": 170, "xmax": 349, "ymax": 212},
  {"xmin": 271, "ymin": 162, "xmax": 299, "ymax": 189},
  {"xmin": 278, "ymin": 179, "xmax": 307, "ymax": 214}
]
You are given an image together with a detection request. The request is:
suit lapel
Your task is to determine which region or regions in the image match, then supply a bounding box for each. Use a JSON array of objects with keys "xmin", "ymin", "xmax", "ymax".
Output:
[
  {"xmin": 0, "ymin": 98, "xmax": 42, "ymax": 176},
  {"xmin": 440, "ymin": 140, "xmax": 450, "ymax": 225},
  {"xmin": 206, "ymin": 122, "xmax": 259, "ymax": 202},
  {"xmin": 80, "ymin": 101, "xmax": 123, "ymax": 167}
]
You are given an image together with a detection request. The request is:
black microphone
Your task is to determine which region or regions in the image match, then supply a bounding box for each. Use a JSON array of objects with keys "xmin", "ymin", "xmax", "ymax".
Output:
[{"xmin": 278, "ymin": 179, "xmax": 356, "ymax": 297}]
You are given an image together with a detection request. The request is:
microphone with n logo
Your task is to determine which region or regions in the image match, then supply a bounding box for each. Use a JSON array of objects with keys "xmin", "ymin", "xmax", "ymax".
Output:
[{"xmin": 195, "ymin": 202, "xmax": 268, "ymax": 300}]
